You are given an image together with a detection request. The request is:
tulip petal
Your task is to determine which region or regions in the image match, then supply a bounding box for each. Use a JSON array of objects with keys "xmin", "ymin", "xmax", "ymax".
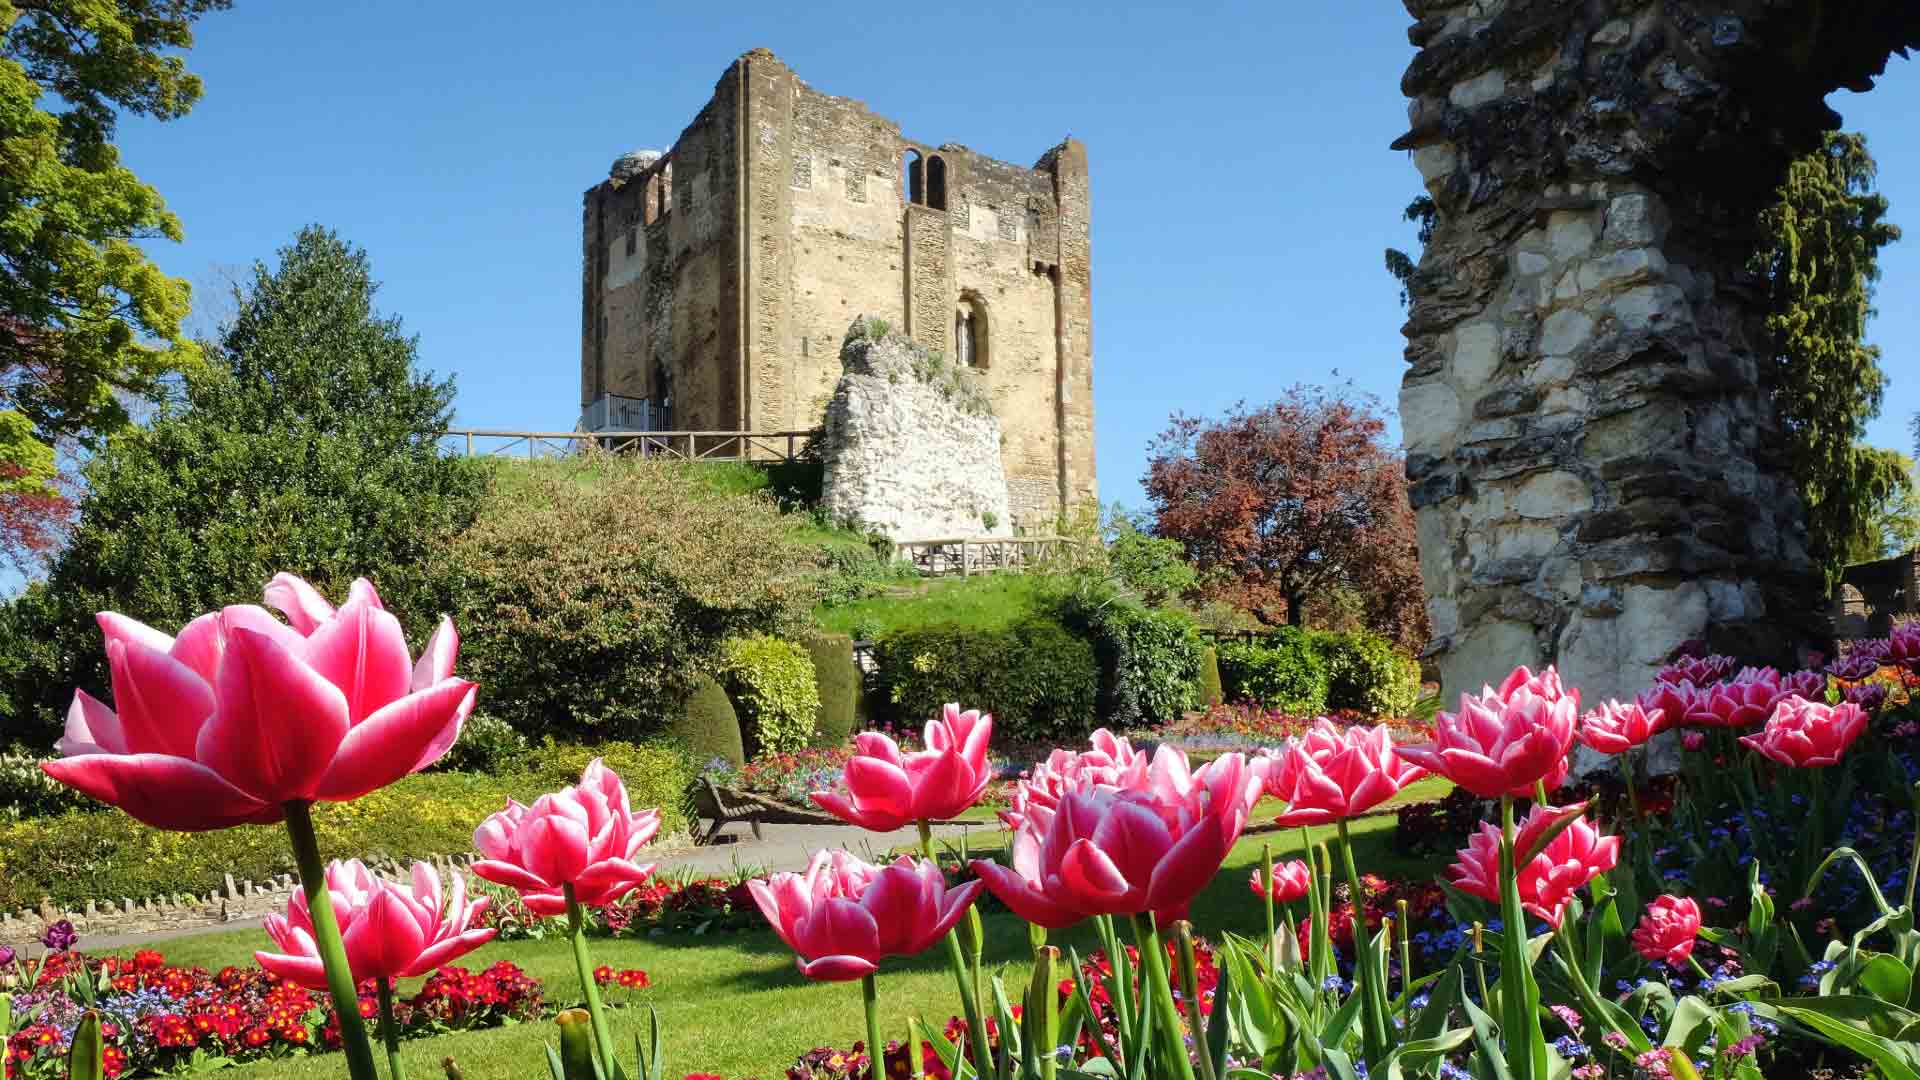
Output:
[
  {"xmin": 220, "ymin": 604, "xmax": 312, "ymax": 655},
  {"xmin": 1144, "ymin": 815, "xmax": 1230, "ymax": 916},
  {"xmin": 108, "ymin": 638, "xmax": 215, "ymax": 758},
  {"xmin": 470, "ymin": 859, "xmax": 551, "ymax": 893},
  {"xmin": 797, "ymin": 955, "xmax": 878, "ymax": 982},
  {"xmin": 969, "ymin": 859, "xmax": 1082, "ymax": 930},
  {"xmin": 58, "ymin": 690, "xmax": 124, "ymax": 757},
  {"xmin": 169, "ymin": 612, "xmax": 228, "ymax": 687},
  {"xmin": 264, "ymin": 573, "xmax": 339, "ymax": 634},
  {"xmin": 254, "ymin": 950, "xmax": 330, "ymax": 991},
  {"xmin": 41, "ymin": 754, "xmax": 275, "ymax": 831},
  {"xmin": 404, "ymin": 928, "xmax": 497, "ymax": 978},
  {"xmin": 574, "ymin": 857, "xmax": 656, "ymax": 894},
  {"xmin": 412, "ymin": 617, "xmax": 460, "ymax": 691},
  {"xmin": 96, "ymin": 611, "xmax": 175, "ymax": 655},
  {"xmin": 302, "ymin": 588, "xmax": 413, "ymax": 724},
  {"xmin": 200, "ymin": 627, "xmax": 350, "ymax": 804},
  {"xmin": 907, "ymin": 749, "xmax": 972, "ymax": 821},
  {"xmin": 344, "ymin": 888, "xmax": 428, "ymax": 983},
  {"xmin": 522, "ymin": 813, "xmax": 591, "ymax": 889},
  {"xmin": 312, "ymin": 679, "xmax": 477, "ymax": 801}
]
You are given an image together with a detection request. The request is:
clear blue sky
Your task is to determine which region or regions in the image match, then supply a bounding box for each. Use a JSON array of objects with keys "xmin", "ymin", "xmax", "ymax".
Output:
[{"xmin": 112, "ymin": 1, "xmax": 1920, "ymax": 509}]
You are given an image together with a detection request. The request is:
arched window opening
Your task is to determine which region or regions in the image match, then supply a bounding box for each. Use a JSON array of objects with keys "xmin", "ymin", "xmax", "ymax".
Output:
[
  {"xmin": 955, "ymin": 293, "xmax": 987, "ymax": 369},
  {"xmin": 904, "ymin": 150, "xmax": 926, "ymax": 206},
  {"xmin": 926, "ymin": 155, "xmax": 948, "ymax": 211}
]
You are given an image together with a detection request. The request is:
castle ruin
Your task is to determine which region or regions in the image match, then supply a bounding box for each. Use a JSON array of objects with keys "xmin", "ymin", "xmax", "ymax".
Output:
[{"xmin": 580, "ymin": 49, "xmax": 1096, "ymax": 530}]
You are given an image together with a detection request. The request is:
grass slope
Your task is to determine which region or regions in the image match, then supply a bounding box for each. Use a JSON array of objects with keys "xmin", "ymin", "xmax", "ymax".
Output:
[
  {"xmin": 814, "ymin": 574, "xmax": 1054, "ymax": 637},
  {"xmin": 137, "ymin": 804, "xmax": 1444, "ymax": 1079}
]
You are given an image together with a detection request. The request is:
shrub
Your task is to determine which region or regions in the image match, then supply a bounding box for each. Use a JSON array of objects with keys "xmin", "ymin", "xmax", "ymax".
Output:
[
  {"xmin": 433, "ymin": 712, "xmax": 529, "ymax": 775},
  {"xmin": 717, "ymin": 635, "xmax": 821, "ymax": 756},
  {"xmin": 0, "ymin": 752, "xmax": 94, "ymax": 820},
  {"xmin": 876, "ymin": 616, "xmax": 1098, "ymax": 743},
  {"xmin": 1311, "ymin": 630, "xmax": 1422, "ymax": 717},
  {"xmin": 1198, "ymin": 646, "xmax": 1224, "ymax": 708},
  {"xmin": 806, "ymin": 633, "xmax": 860, "ymax": 747},
  {"xmin": 816, "ymin": 544, "xmax": 915, "ymax": 608},
  {"xmin": 1064, "ymin": 598, "xmax": 1203, "ymax": 728},
  {"xmin": 432, "ymin": 453, "xmax": 815, "ymax": 741},
  {"xmin": 1106, "ymin": 518, "xmax": 1196, "ymax": 605},
  {"xmin": 669, "ymin": 673, "xmax": 747, "ymax": 769},
  {"xmin": 1216, "ymin": 631, "xmax": 1329, "ymax": 714}
]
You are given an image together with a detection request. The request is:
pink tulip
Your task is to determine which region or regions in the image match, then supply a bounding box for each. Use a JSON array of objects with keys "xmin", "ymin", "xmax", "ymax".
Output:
[
  {"xmin": 472, "ymin": 758, "xmax": 661, "ymax": 914},
  {"xmin": 1738, "ymin": 696, "xmax": 1868, "ymax": 768},
  {"xmin": 1262, "ymin": 721, "xmax": 1427, "ymax": 825},
  {"xmin": 1630, "ymin": 895, "xmax": 1701, "ymax": 966},
  {"xmin": 748, "ymin": 851, "xmax": 983, "ymax": 981},
  {"xmin": 970, "ymin": 752, "xmax": 1261, "ymax": 929},
  {"xmin": 43, "ymin": 575, "xmax": 476, "ymax": 831},
  {"xmin": 1250, "ymin": 860, "xmax": 1310, "ymax": 904},
  {"xmin": 1447, "ymin": 803, "xmax": 1618, "ymax": 928},
  {"xmin": 255, "ymin": 859, "xmax": 495, "ymax": 989},
  {"xmin": 1780, "ymin": 670, "xmax": 1828, "ymax": 702},
  {"xmin": 1656, "ymin": 655, "xmax": 1737, "ymax": 686},
  {"xmin": 811, "ymin": 705, "xmax": 994, "ymax": 831},
  {"xmin": 999, "ymin": 728, "xmax": 1146, "ymax": 833},
  {"xmin": 1396, "ymin": 666, "xmax": 1577, "ymax": 799},
  {"xmin": 1577, "ymin": 701, "xmax": 1666, "ymax": 755},
  {"xmin": 1693, "ymin": 668, "xmax": 1790, "ymax": 728}
]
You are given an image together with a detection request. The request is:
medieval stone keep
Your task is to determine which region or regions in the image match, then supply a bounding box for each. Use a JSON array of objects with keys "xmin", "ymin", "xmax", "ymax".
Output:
[
  {"xmin": 1391, "ymin": 0, "xmax": 1918, "ymax": 702},
  {"xmin": 580, "ymin": 49, "xmax": 1096, "ymax": 531}
]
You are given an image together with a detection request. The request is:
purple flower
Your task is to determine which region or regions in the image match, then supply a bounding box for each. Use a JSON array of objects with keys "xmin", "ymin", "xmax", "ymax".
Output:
[
  {"xmin": 0, "ymin": 944, "xmax": 14, "ymax": 966},
  {"xmin": 41, "ymin": 919, "xmax": 77, "ymax": 952}
]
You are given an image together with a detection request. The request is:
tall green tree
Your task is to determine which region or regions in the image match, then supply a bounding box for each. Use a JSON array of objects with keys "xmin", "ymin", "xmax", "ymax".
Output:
[
  {"xmin": 0, "ymin": 1, "xmax": 228, "ymax": 556},
  {"xmin": 1845, "ymin": 452, "xmax": 1920, "ymax": 561},
  {"xmin": 1755, "ymin": 132, "xmax": 1903, "ymax": 579},
  {"xmin": 0, "ymin": 226, "xmax": 487, "ymax": 744}
]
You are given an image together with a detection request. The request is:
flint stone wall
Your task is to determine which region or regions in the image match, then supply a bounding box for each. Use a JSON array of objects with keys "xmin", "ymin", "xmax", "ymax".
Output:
[
  {"xmin": 820, "ymin": 320, "xmax": 1013, "ymax": 543},
  {"xmin": 1391, "ymin": 0, "xmax": 1919, "ymax": 704}
]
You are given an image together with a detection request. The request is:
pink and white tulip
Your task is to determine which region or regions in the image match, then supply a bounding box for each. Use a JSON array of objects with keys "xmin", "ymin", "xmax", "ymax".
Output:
[
  {"xmin": 1262, "ymin": 720, "xmax": 1426, "ymax": 825},
  {"xmin": 1396, "ymin": 666, "xmax": 1577, "ymax": 799},
  {"xmin": 748, "ymin": 852, "xmax": 983, "ymax": 981},
  {"xmin": 472, "ymin": 758, "xmax": 661, "ymax": 915},
  {"xmin": 45, "ymin": 575, "xmax": 476, "ymax": 831},
  {"xmin": 1738, "ymin": 696, "xmax": 1868, "ymax": 768},
  {"xmin": 811, "ymin": 705, "xmax": 994, "ymax": 831},
  {"xmin": 1446, "ymin": 803, "xmax": 1619, "ymax": 928},
  {"xmin": 1577, "ymin": 700, "xmax": 1667, "ymax": 755},
  {"xmin": 256, "ymin": 859, "xmax": 495, "ymax": 989}
]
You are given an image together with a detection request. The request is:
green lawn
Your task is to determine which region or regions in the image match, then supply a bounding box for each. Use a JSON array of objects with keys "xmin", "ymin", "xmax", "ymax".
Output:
[
  {"xmin": 132, "ymin": 807, "xmax": 1444, "ymax": 1079},
  {"xmin": 815, "ymin": 574, "xmax": 1054, "ymax": 637}
]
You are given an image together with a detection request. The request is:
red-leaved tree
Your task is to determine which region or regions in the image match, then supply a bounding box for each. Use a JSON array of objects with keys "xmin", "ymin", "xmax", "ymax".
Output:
[{"xmin": 1144, "ymin": 387, "xmax": 1429, "ymax": 652}]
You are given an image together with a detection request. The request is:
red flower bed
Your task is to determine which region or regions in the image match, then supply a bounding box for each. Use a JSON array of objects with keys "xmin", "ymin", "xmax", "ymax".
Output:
[{"xmin": 3, "ymin": 949, "xmax": 541, "ymax": 1079}]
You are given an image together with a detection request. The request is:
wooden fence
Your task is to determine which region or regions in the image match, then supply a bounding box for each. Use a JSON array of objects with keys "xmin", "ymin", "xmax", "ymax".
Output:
[
  {"xmin": 443, "ymin": 429, "xmax": 815, "ymax": 462},
  {"xmin": 895, "ymin": 536, "xmax": 1071, "ymax": 577}
]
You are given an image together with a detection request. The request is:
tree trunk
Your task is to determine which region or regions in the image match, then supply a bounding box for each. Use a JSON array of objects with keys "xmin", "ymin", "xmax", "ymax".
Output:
[{"xmin": 1286, "ymin": 594, "xmax": 1306, "ymax": 628}]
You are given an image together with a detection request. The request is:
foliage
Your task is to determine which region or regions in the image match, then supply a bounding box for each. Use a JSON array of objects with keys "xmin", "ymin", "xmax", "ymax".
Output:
[
  {"xmin": 700, "ymin": 745, "xmax": 855, "ymax": 807},
  {"xmin": 0, "ymin": 1, "xmax": 231, "ymax": 569},
  {"xmin": 815, "ymin": 573, "xmax": 1053, "ymax": 638},
  {"xmin": 1215, "ymin": 631, "xmax": 1330, "ymax": 714},
  {"xmin": 805, "ymin": 633, "xmax": 860, "ymax": 747},
  {"xmin": 1197, "ymin": 645, "xmax": 1223, "ymax": 708},
  {"xmin": 670, "ymin": 672, "xmax": 745, "ymax": 769},
  {"xmin": 431, "ymin": 713, "xmax": 528, "ymax": 776},
  {"xmin": 0, "ymin": 751, "xmax": 91, "ymax": 820},
  {"xmin": 716, "ymin": 634, "xmax": 820, "ymax": 756},
  {"xmin": 1383, "ymin": 194, "xmax": 1436, "ymax": 309},
  {"xmin": 1752, "ymin": 132, "xmax": 1904, "ymax": 581},
  {"xmin": 1312, "ymin": 628, "xmax": 1422, "ymax": 717},
  {"xmin": 875, "ymin": 617, "xmax": 1098, "ymax": 742},
  {"xmin": 1846, "ymin": 451, "xmax": 1920, "ymax": 562},
  {"xmin": 1062, "ymin": 596, "xmax": 1203, "ymax": 728},
  {"xmin": 0, "ymin": 227, "xmax": 488, "ymax": 746},
  {"xmin": 433, "ymin": 453, "xmax": 814, "ymax": 742},
  {"xmin": 1145, "ymin": 386, "xmax": 1429, "ymax": 652},
  {"xmin": 1105, "ymin": 514, "xmax": 1196, "ymax": 606},
  {"xmin": 814, "ymin": 542, "xmax": 915, "ymax": 608}
]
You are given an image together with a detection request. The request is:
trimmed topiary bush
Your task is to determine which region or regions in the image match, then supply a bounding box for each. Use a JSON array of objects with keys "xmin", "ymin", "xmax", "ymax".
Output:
[
  {"xmin": 1063, "ymin": 597, "xmax": 1203, "ymax": 728},
  {"xmin": 1311, "ymin": 630, "xmax": 1422, "ymax": 718},
  {"xmin": 1198, "ymin": 646, "xmax": 1224, "ymax": 708},
  {"xmin": 670, "ymin": 673, "xmax": 747, "ymax": 769},
  {"xmin": 875, "ymin": 616, "xmax": 1098, "ymax": 742},
  {"xmin": 717, "ymin": 634, "xmax": 821, "ymax": 756},
  {"xmin": 1216, "ymin": 630, "xmax": 1329, "ymax": 714},
  {"xmin": 806, "ymin": 633, "xmax": 860, "ymax": 747}
]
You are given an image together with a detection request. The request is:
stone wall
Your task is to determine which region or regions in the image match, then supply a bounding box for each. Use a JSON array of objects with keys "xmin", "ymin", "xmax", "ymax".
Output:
[
  {"xmin": 1391, "ymin": 0, "xmax": 1919, "ymax": 703},
  {"xmin": 582, "ymin": 50, "xmax": 1096, "ymax": 530},
  {"xmin": 820, "ymin": 320, "xmax": 1013, "ymax": 542}
]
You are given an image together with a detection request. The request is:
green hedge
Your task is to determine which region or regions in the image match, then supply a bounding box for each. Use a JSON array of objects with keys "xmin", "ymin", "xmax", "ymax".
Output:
[
  {"xmin": 670, "ymin": 672, "xmax": 746, "ymax": 768},
  {"xmin": 717, "ymin": 634, "xmax": 820, "ymax": 755},
  {"xmin": 1198, "ymin": 646, "xmax": 1223, "ymax": 708},
  {"xmin": 1312, "ymin": 630, "xmax": 1422, "ymax": 717},
  {"xmin": 0, "ymin": 741, "xmax": 697, "ymax": 910},
  {"xmin": 806, "ymin": 633, "xmax": 860, "ymax": 747},
  {"xmin": 1217, "ymin": 631, "xmax": 1330, "ymax": 714},
  {"xmin": 1067, "ymin": 599, "xmax": 1203, "ymax": 728},
  {"xmin": 875, "ymin": 616, "xmax": 1098, "ymax": 742}
]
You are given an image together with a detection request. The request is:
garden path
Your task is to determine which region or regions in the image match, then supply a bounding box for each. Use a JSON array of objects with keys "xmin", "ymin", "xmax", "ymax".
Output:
[{"xmin": 70, "ymin": 819, "xmax": 981, "ymax": 952}]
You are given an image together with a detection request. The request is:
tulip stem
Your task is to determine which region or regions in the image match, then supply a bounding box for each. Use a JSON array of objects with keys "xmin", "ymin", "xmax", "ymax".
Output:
[
  {"xmin": 1498, "ymin": 796, "xmax": 1549, "ymax": 1080},
  {"xmin": 1336, "ymin": 818, "xmax": 1391, "ymax": 1072},
  {"xmin": 377, "ymin": 977, "xmax": 407, "ymax": 1080},
  {"xmin": 1555, "ymin": 925, "xmax": 1644, "ymax": 1053},
  {"xmin": 918, "ymin": 821, "xmax": 992, "ymax": 1076},
  {"xmin": 863, "ymin": 973, "xmax": 884, "ymax": 1080},
  {"xmin": 1903, "ymin": 782, "xmax": 1919, "ymax": 912},
  {"xmin": 1616, "ymin": 754, "xmax": 1644, "ymax": 828},
  {"xmin": 283, "ymin": 800, "xmax": 379, "ymax": 1080},
  {"xmin": 1260, "ymin": 844, "xmax": 1277, "ymax": 972},
  {"xmin": 1173, "ymin": 923, "xmax": 1217, "ymax": 1080},
  {"xmin": 1129, "ymin": 913, "xmax": 1196, "ymax": 1080},
  {"xmin": 564, "ymin": 885, "xmax": 622, "ymax": 1079}
]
